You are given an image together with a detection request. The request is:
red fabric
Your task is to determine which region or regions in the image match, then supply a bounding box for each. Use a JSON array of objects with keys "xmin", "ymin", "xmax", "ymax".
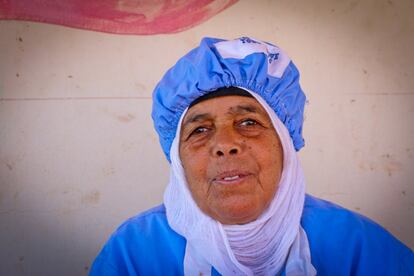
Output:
[{"xmin": 0, "ymin": 0, "xmax": 238, "ymax": 34}]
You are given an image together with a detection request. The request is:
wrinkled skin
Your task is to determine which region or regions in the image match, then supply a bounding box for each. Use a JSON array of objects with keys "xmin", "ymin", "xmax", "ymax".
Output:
[{"xmin": 179, "ymin": 95, "xmax": 283, "ymax": 225}]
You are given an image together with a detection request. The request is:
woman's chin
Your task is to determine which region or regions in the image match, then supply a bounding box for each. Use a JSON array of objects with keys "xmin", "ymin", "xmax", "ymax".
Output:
[{"xmin": 210, "ymin": 201, "xmax": 263, "ymax": 225}]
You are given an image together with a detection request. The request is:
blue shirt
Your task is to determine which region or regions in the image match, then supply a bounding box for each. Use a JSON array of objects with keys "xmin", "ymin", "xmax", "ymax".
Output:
[{"xmin": 90, "ymin": 195, "xmax": 414, "ymax": 275}]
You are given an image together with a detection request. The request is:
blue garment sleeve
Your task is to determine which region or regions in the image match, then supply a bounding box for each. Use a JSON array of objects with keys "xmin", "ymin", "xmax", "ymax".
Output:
[
  {"xmin": 89, "ymin": 205, "xmax": 186, "ymax": 276},
  {"xmin": 400, "ymin": 250, "xmax": 414, "ymax": 275},
  {"xmin": 302, "ymin": 195, "xmax": 414, "ymax": 276}
]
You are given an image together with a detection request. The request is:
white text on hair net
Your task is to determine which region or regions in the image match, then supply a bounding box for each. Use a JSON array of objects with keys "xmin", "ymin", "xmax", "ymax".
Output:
[{"xmin": 214, "ymin": 37, "xmax": 291, "ymax": 78}]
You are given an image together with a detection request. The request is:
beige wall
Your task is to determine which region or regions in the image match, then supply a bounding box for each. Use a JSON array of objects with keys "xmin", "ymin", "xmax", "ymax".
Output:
[{"xmin": 1, "ymin": 0, "xmax": 413, "ymax": 275}]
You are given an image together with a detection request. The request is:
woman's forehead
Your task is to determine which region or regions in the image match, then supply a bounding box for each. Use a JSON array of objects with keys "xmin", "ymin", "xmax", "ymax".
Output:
[{"xmin": 182, "ymin": 95, "xmax": 269, "ymax": 124}]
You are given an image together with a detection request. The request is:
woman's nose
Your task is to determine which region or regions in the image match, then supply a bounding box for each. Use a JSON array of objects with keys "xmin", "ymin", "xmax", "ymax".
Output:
[{"xmin": 211, "ymin": 127, "xmax": 242, "ymax": 157}]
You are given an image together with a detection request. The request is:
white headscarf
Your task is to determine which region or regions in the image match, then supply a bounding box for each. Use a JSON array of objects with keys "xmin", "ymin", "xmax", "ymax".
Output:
[{"xmin": 164, "ymin": 89, "xmax": 316, "ymax": 276}]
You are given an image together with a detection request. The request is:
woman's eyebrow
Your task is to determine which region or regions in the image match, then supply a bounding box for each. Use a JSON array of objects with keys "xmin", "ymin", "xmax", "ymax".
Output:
[
  {"xmin": 183, "ymin": 113, "xmax": 211, "ymax": 126},
  {"xmin": 228, "ymin": 104, "xmax": 262, "ymax": 115}
]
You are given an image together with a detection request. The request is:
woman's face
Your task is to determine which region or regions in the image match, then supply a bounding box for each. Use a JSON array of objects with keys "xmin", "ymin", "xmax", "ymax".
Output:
[{"xmin": 179, "ymin": 95, "xmax": 283, "ymax": 225}]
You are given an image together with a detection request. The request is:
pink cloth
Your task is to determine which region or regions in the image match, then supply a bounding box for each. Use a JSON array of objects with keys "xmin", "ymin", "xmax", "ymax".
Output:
[{"xmin": 0, "ymin": 0, "xmax": 238, "ymax": 34}]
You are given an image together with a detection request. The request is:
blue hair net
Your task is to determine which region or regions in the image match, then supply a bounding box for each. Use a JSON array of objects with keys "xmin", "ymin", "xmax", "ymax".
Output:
[{"xmin": 152, "ymin": 37, "xmax": 306, "ymax": 161}]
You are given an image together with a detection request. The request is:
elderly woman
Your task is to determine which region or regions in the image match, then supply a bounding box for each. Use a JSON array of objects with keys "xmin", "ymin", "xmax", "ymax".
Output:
[{"xmin": 90, "ymin": 37, "xmax": 413, "ymax": 275}]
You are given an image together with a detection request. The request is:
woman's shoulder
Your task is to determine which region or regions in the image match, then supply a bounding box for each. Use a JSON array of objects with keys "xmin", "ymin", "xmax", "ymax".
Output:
[
  {"xmin": 116, "ymin": 204, "xmax": 168, "ymax": 232},
  {"xmin": 90, "ymin": 204, "xmax": 186, "ymax": 275},
  {"xmin": 302, "ymin": 194, "xmax": 414, "ymax": 275},
  {"xmin": 302, "ymin": 194, "xmax": 402, "ymax": 239}
]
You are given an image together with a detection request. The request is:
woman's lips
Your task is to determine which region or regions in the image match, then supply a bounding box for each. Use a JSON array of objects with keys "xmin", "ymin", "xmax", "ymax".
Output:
[{"xmin": 212, "ymin": 171, "xmax": 252, "ymax": 185}]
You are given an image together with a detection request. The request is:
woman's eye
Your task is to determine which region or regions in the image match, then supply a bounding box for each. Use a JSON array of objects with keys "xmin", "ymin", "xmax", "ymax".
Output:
[
  {"xmin": 239, "ymin": 119, "xmax": 258, "ymax": 127},
  {"xmin": 190, "ymin": 127, "xmax": 208, "ymax": 136}
]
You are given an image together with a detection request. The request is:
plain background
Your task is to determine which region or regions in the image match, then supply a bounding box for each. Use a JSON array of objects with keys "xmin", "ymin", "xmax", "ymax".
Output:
[{"xmin": 1, "ymin": 0, "xmax": 413, "ymax": 275}]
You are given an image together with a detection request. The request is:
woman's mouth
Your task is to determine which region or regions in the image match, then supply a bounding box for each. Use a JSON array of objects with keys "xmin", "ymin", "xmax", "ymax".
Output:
[
  {"xmin": 212, "ymin": 171, "xmax": 251, "ymax": 185},
  {"xmin": 223, "ymin": 175, "xmax": 240, "ymax": 181}
]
